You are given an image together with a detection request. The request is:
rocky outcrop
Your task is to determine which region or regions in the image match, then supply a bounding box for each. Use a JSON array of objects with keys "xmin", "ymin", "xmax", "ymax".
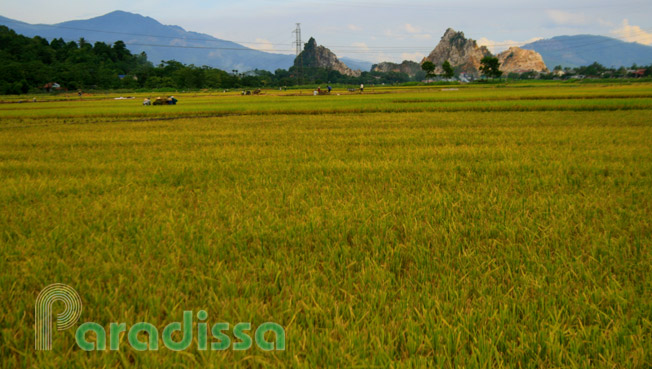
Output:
[
  {"xmin": 497, "ymin": 47, "xmax": 548, "ymax": 74},
  {"xmin": 422, "ymin": 28, "xmax": 491, "ymax": 77},
  {"xmin": 295, "ymin": 38, "xmax": 361, "ymax": 77},
  {"xmin": 371, "ymin": 61, "xmax": 421, "ymax": 77}
]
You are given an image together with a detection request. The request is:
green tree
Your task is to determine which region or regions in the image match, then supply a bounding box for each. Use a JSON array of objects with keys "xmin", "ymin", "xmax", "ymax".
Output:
[
  {"xmin": 113, "ymin": 41, "xmax": 130, "ymax": 61},
  {"xmin": 442, "ymin": 60, "xmax": 454, "ymax": 79},
  {"xmin": 479, "ymin": 56, "xmax": 502, "ymax": 79},
  {"xmin": 421, "ymin": 61, "xmax": 436, "ymax": 77},
  {"xmin": 577, "ymin": 62, "xmax": 606, "ymax": 77}
]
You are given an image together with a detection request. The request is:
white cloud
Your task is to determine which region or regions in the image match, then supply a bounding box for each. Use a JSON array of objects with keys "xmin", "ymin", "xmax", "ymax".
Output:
[
  {"xmin": 477, "ymin": 37, "xmax": 543, "ymax": 54},
  {"xmin": 381, "ymin": 25, "xmax": 430, "ymax": 40},
  {"xmin": 612, "ymin": 19, "xmax": 652, "ymax": 45},
  {"xmin": 413, "ymin": 33, "xmax": 431, "ymax": 40},
  {"xmin": 404, "ymin": 23, "xmax": 420, "ymax": 34},
  {"xmin": 348, "ymin": 24, "xmax": 361, "ymax": 31},
  {"xmin": 383, "ymin": 29, "xmax": 404, "ymax": 40},
  {"xmin": 170, "ymin": 39, "xmax": 187, "ymax": 46},
  {"xmin": 546, "ymin": 9, "xmax": 588, "ymax": 26},
  {"xmin": 401, "ymin": 52, "xmax": 425, "ymax": 62},
  {"xmin": 351, "ymin": 42, "xmax": 370, "ymax": 51},
  {"xmin": 247, "ymin": 38, "xmax": 276, "ymax": 53},
  {"xmin": 371, "ymin": 52, "xmax": 394, "ymax": 63},
  {"xmin": 403, "ymin": 24, "xmax": 430, "ymax": 39}
]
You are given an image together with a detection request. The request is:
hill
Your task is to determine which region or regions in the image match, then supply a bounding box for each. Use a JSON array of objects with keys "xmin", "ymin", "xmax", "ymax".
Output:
[
  {"xmin": 0, "ymin": 25, "xmax": 154, "ymax": 93},
  {"xmin": 420, "ymin": 28, "xmax": 548, "ymax": 77},
  {"xmin": 371, "ymin": 61, "xmax": 422, "ymax": 77},
  {"xmin": 522, "ymin": 35, "xmax": 652, "ymax": 68},
  {"xmin": 340, "ymin": 57, "xmax": 373, "ymax": 72},
  {"xmin": 497, "ymin": 47, "xmax": 548, "ymax": 74},
  {"xmin": 421, "ymin": 28, "xmax": 491, "ymax": 77},
  {"xmin": 0, "ymin": 11, "xmax": 295, "ymax": 72},
  {"xmin": 294, "ymin": 38, "xmax": 361, "ymax": 77}
]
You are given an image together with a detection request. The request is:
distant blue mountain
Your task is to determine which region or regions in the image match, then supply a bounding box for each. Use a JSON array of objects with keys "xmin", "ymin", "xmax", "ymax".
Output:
[
  {"xmin": 522, "ymin": 35, "xmax": 652, "ymax": 68},
  {"xmin": 339, "ymin": 57, "xmax": 373, "ymax": 72},
  {"xmin": 0, "ymin": 11, "xmax": 297, "ymax": 72}
]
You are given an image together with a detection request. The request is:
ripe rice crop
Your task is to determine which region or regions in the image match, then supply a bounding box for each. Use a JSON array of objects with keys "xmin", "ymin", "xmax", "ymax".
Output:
[{"xmin": 1, "ymin": 83, "xmax": 651, "ymax": 368}]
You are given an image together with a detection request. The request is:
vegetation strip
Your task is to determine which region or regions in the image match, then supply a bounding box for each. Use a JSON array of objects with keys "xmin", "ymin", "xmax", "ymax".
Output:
[{"xmin": 394, "ymin": 94, "xmax": 652, "ymax": 103}]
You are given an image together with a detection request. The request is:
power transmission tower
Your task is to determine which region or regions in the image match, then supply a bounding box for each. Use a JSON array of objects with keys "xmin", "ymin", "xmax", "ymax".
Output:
[{"xmin": 293, "ymin": 23, "xmax": 302, "ymax": 86}]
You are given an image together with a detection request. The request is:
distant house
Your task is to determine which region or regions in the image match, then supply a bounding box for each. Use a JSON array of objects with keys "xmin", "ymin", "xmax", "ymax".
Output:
[
  {"xmin": 118, "ymin": 74, "xmax": 138, "ymax": 81},
  {"xmin": 458, "ymin": 73, "xmax": 473, "ymax": 83},
  {"xmin": 43, "ymin": 82, "xmax": 61, "ymax": 92},
  {"xmin": 633, "ymin": 69, "xmax": 646, "ymax": 78}
]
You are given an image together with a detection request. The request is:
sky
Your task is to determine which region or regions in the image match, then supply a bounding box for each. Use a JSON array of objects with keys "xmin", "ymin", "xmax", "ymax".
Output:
[{"xmin": 1, "ymin": 0, "xmax": 652, "ymax": 63}]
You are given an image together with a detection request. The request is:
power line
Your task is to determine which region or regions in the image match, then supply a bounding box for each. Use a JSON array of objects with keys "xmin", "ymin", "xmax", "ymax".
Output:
[
  {"xmin": 14, "ymin": 36, "xmax": 652, "ymax": 57},
  {"xmin": 127, "ymin": 42, "xmax": 293, "ymax": 52},
  {"xmin": 293, "ymin": 23, "xmax": 303, "ymax": 84},
  {"xmin": 513, "ymin": 29, "xmax": 652, "ymax": 52},
  {"xmin": 0, "ymin": 18, "xmax": 293, "ymax": 46},
  {"xmin": 2, "ymin": 16, "xmax": 651, "ymax": 58},
  {"xmin": 299, "ymin": 0, "xmax": 652, "ymax": 11}
]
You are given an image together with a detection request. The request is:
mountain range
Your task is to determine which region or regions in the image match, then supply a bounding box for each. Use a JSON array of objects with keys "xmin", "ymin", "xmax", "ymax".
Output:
[
  {"xmin": 0, "ymin": 11, "xmax": 372, "ymax": 73},
  {"xmin": 521, "ymin": 35, "xmax": 652, "ymax": 69},
  {"xmin": 0, "ymin": 11, "xmax": 293, "ymax": 71},
  {"xmin": 1, "ymin": 11, "xmax": 651, "ymax": 72}
]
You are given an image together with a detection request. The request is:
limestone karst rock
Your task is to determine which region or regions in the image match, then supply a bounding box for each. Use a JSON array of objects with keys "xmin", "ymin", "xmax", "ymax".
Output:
[
  {"xmin": 421, "ymin": 28, "xmax": 491, "ymax": 77},
  {"xmin": 497, "ymin": 47, "xmax": 548, "ymax": 74},
  {"xmin": 295, "ymin": 37, "xmax": 361, "ymax": 77},
  {"xmin": 420, "ymin": 29, "xmax": 549, "ymax": 77},
  {"xmin": 371, "ymin": 61, "xmax": 422, "ymax": 77}
]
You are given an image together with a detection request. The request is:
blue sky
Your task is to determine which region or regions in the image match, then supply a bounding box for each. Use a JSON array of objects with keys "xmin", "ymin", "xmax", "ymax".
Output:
[{"xmin": 1, "ymin": 0, "xmax": 651, "ymax": 62}]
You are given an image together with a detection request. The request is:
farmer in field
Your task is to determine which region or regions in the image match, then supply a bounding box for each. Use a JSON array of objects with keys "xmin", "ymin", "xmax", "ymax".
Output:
[
  {"xmin": 143, "ymin": 97, "xmax": 151, "ymax": 106},
  {"xmin": 167, "ymin": 96, "xmax": 178, "ymax": 105},
  {"xmin": 360, "ymin": 83, "xmax": 364, "ymax": 93},
  {"xmin": 327, "ymin": 85, "xmax": 332, "ymax": 93}
]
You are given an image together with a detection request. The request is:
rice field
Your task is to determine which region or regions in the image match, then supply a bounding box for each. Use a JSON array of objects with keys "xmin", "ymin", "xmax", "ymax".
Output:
[{"xmin": 1, "ymin": 83, "xmax": 651, "ymax": 368}]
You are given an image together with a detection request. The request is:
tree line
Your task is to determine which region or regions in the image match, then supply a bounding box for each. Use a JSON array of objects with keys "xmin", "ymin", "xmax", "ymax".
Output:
[
  {"xmin": 0, "ymin": 26, "xmax": 424, "ymax": 94},
  {"xmin": 422, "ymin": 56, "xmax": 652, "ymax": 81},
  {"xmin": 2, "ymin": 25, "xmax": 651, "ymax": 94},
  {"xmin": 421, "ymin": 57, "xmax": 503, "ymax": 80}
]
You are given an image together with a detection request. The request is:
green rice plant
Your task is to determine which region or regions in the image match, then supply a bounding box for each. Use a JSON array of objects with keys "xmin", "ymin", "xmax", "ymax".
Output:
[{"xmin": 0, "ymin": 83, "xmax": 650, "ymax": 368}]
